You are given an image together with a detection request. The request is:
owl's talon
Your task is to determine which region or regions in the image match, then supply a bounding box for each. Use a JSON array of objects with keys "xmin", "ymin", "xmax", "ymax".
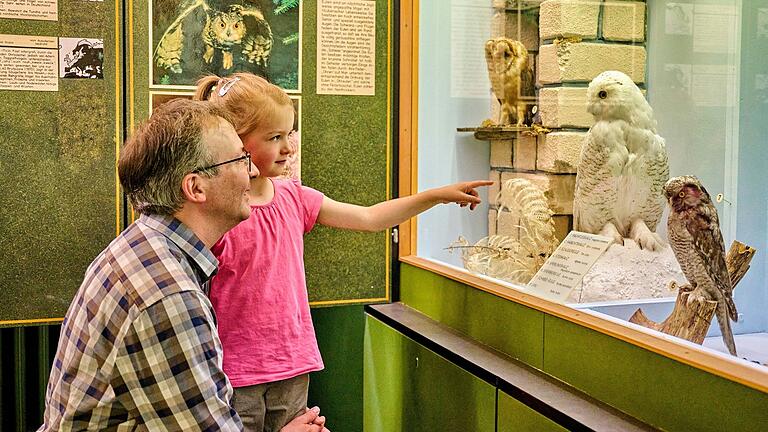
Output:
[
  {"xmin": 598, "ymin": 223, "xmax": 623, "ymax": 246},
  {"xmin": 630, "ymin": 219, "xmax": 664, "ymax": 251},
  {"xmin": 203, "ymin": 46, "xmax": 215, "ymax": 64},
  {"xmin": 222, "ymin": 52, "xmax": 233, "ymax": 70}
]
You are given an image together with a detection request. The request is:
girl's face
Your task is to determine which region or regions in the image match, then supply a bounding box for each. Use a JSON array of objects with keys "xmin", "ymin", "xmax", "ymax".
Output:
[{"xmin": 240, "ymin": 104, "xmax": 295, "ymax": 178}]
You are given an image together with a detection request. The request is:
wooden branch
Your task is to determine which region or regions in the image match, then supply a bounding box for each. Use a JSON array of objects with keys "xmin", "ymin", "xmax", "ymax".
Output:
[
  {"xmin": 726, "ymin": 241, "xmax": 756, "ymax": 288},
  {"xmin": 629, "ymin": 241, "xmax": 756, "ymax": 345},
  {"xmin": 630, "ymin": 282, "xmax": 717, "ymax": 344}
]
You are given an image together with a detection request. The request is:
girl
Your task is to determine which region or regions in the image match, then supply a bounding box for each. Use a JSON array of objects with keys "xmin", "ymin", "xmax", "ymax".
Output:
[{"xmin": 195, "ymin": 73, "xmax": 491, "ymax": 432}]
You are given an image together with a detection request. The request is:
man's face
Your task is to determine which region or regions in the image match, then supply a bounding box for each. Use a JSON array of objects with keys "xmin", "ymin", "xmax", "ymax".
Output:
[{"xmin": 202, "ymin": 117, "xmax": 253, "ymax": 227}]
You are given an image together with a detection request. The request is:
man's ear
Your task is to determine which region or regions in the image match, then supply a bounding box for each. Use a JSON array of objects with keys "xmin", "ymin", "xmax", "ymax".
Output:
[{"xmin": 181, "ymin": 173, "xmax": 208, "ymax": 204}]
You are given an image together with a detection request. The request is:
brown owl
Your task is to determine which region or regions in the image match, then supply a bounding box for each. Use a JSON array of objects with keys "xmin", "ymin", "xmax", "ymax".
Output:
[
  {"xmin": 154, "ymin": 0, "xmax": 274, "ymax": 74},
  {"xmin": 665, "ymin": 175, "xmax": 737, "ymax": 356},
  {"xmin": 484, "ymin": 38, "xmax": 533, "ymax": 126},
  {"xmin": 203, "ymin": 6, "xmax": 247, "ymax": 70}
]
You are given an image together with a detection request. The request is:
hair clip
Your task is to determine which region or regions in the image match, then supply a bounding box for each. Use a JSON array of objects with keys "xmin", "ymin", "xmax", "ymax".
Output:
[{"xmin": 218, "ymin": 77, "xmax": 240, "ymax": 97}]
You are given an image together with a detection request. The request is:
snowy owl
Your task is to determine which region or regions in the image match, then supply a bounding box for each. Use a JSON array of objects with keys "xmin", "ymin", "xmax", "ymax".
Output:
[{"xmin": 573, "ymin": 71, "xmax": 669, "ymax": 251}]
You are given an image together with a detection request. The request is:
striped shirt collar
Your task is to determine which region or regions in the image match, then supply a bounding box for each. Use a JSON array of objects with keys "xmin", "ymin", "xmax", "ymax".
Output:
[{"xmin": 137, "ymin": 213, "xmax": 219, "ymax": 281}]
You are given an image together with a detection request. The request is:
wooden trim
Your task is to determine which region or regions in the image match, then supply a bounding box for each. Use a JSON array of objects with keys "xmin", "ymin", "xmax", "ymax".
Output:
[
  {"xmin": 398, "ymin": 0, "xmax": 418, "ymax": 257},
  {"xmin": 115, "ymin": 0, "xmax": 122, "ymax": 237},
  {"xmin": 400, "ymin": 255, "xmax": 768, "ymax": 394},
  {"xmin": 0, "ymin": 318, "xmax": 63, "ymax": 327}
]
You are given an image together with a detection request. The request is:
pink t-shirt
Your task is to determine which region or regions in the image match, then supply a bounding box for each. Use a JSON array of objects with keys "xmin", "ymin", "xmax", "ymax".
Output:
[{"xmin": 209, "ymin": 178, "xmax": 325, "ymax": 387}]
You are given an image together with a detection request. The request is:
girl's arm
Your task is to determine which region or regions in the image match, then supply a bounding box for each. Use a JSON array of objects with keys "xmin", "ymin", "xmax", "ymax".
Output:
[{"xmin": 316, "ymin": 180, "xmax": 494, "ymax": 232}]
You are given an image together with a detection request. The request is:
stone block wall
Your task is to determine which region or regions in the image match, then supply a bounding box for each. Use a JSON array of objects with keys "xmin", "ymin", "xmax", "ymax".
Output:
[{"xmin": 487, "ymin": 0, "xmax": 647, "ymax": 243}]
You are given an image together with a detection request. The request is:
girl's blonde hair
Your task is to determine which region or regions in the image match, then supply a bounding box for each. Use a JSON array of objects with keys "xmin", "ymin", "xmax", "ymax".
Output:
[{"xmin": 193, "ymin": 73, "xmax": 293, "ymax": 136}]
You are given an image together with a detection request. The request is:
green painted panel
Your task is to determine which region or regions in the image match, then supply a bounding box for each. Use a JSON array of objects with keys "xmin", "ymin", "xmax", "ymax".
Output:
[
  {"xmin": 364, "ymin": 314, "xmax": 405, "ymax": 432},
  {"xmin": 400, "ymin": 263, "xmax": 544, "ymax": 368},
  {"xmin": 308, "ymin": 305, "xmax": 365, "ymax": 432},
  {"xmin": 0, "ymin": 2, "xmax": 120, "ymax": 322},
  {"xmin": 498, "ymin": 391, "xmax": 567, "ymax": 432},
  {"xmin": 364, "ymin": 315, "xmax": 497, "ymax": 432},
  {"xmin": 543, "ymin": 315, "xmax": 768, "ymax": 432}
]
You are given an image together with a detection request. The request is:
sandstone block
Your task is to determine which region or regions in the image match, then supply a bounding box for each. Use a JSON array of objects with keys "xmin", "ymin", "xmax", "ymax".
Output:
[
  {"xmin": 488, "ymin": 170, "xmax": 501, "ymax": 206},
  {"xmin": 537, "ymin": 131, "xmax": 585, "ymax": 173},
  {"xmin": 490, "ymin": 139, "xmax": 513, "ymax": 168},
  {"xmin": 513, "ymin": 134, "xmax": 537, "ymax": 171},
  {"xmin": 538, "ymin": 87, "xmax": 593, "ymax": 128},
  {"xmin": 602, "ymin": 1, "xmax": 646, "ymax": 42},
  {"xmin": 538, "ymin": 42, "xmax": 646, "ymax": 84},
  {"xmin": 505, "ymin": 10, "xmax": 540, "ymax": 51},
  {"xmin": 539, "ymin": 0, "xmax": 600, "ymax": 41},
  {"xmin": 489, "ymin": 209, "xmax": 498, "ymax": 236}
]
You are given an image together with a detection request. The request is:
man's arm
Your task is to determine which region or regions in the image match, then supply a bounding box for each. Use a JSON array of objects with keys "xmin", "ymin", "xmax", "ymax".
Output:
[{"xmin": 114, "ymin": 291, "xmax": 242, "ymax": 431}]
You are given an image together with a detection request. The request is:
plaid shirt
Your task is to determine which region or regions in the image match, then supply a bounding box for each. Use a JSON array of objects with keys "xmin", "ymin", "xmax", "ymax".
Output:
[{"xmin": 39, "ymin": 214, "xmax": 243, "ymax": 431}]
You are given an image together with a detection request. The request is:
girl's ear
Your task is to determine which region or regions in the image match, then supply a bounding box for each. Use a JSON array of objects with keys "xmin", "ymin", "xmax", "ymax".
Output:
[{"xmin": 181, "ymin": 173, "xmax": 208, "ymax": 204}]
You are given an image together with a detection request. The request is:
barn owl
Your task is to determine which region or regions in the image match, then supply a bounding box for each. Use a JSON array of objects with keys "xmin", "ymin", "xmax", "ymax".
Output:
[
  {"xmin": 573, "ymin": 71, "xmax": 669, "ymax": 251},
  {"xmin": 665, "ymin": 176, "xmax": 737, "ymax": 356},
  {"xmin": 484, "ymin": 38, "xmax": 533, "ymax": 126}
]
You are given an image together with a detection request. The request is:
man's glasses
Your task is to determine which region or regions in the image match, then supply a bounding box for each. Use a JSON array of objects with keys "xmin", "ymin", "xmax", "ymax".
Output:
[{"xmin": 193, "ymin": 152, "xmax": 251, "ymax": 173}]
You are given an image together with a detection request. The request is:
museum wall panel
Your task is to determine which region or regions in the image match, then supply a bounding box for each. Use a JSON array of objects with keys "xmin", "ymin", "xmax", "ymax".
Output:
[{"xmin": 0, "ymin": 0, "xmax": 122, "ymax": 324}]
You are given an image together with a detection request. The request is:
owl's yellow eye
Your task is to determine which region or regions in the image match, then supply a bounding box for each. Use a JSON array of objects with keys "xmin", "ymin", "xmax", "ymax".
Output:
[
  {"xmin": 678, "ymin": 191, "xmax": 685, "ymax": 198},
  {"xmin": 598, "ymin": 90, "xmax": 607, "ymax": 99},
  {"xmin": 219, "ymin": 22, "xmax": 225, "ymax": 28},
  {"xmin": 234, "ymin": 23, "xmax": 240, "ymax": 29}
]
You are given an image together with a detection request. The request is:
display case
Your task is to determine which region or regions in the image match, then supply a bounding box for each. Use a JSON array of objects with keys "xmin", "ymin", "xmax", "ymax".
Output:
[{"xmin": 399, "ymin": 0, "xmax": 768, "ymax": 391}]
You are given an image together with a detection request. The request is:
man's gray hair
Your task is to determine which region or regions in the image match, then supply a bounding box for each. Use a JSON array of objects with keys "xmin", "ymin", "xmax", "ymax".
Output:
[{"xmin": 118, "ymin": 99, "xmax": 231, "ymax": 215}]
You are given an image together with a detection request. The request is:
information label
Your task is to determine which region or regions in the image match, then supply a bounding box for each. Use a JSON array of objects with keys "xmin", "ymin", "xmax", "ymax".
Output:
[
  {"xmin": 0, "ymin": 0, "xmax": 57, "ymax": 21},
  {"xmin": 526, "ymin": 231, "xmax": 612, "ymax": 303},
  {"xmin": 316, "ymin": 0, "xmax": 375, "ymax": 95},
  {"xmin": 0, "ymin": 34, "xmax": 58, "ymax": 91}
]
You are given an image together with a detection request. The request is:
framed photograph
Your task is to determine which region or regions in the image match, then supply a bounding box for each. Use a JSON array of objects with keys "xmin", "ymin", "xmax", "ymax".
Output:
[
  {"xmin": 59, "ymin": 37, "xmax": 104, "ymax": 79},
  {"xmin": 150, "ymin": 0, "xmax": 301, "ymax": 92}
]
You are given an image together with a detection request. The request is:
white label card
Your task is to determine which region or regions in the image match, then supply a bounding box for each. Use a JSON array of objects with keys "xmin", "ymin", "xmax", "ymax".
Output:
[
  {"xmin": 0, "ymin": 34, "xmax": 58, "ymax": 91},
  {"xmin": 316, "ymin": 0, "xmax": 376, "ymax": 95},
  {"xmin": 0, "ymin": 0, "xmax": 58, "ymax": 21},
  {"xmin": 526, "ymin": 231, "xmax": 612, "ymax": 303}
]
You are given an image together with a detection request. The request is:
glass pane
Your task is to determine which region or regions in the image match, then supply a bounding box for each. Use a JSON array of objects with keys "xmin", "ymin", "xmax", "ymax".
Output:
[{"xmin": 415, "ymin": 0, "xmax": 768, "ymax": 364}]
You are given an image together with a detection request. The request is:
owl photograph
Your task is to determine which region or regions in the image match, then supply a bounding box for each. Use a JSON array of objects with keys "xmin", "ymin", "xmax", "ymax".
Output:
[
  {"xmin": 574, "ymin": 70, "xmax": 669, "ymax": 251},
  {"xmin": 151, "ymin": 0, "xmax": 300, "ymax": 90},
  {"xmin": 665, "ymin": 176, "xmax": 738, "ymax": 356},
  {"xmin": 484, "ymin": 37, "xmax": 534, "ymax": 126}
]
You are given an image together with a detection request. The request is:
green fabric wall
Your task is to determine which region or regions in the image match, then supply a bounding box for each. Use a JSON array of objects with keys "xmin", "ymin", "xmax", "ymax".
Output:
[{"xmin": 0, "ymin": 0, "xmax": 121, "ymax": 322}]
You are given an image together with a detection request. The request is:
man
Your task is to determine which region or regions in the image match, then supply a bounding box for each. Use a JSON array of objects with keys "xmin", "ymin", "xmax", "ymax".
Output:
[{"xmin": 39, "ymin": 99, "xmax": 328, "ymax": 432}]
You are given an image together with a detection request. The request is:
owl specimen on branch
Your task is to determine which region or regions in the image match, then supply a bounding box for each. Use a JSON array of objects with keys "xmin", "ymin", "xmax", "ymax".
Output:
[
  {"xmin": 155, "ymin": 0, "xmax": 273, "ymax": 73},
  {"xmin": 574, "ymin": 71, "xmax": 669, "ymax": 251},
  {"xmin": 665, "ymin": 175, "xmax": 737, "ymax": 356},
  {"xmin": 484, "ymin": 38, "xmax": 533, "ymax": 126}
]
